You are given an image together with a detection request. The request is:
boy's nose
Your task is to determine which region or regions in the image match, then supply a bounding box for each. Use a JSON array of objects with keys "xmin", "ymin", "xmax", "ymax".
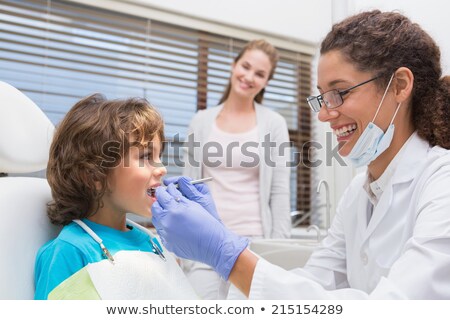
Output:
[{"xmin": 155, "ymin": 164, "xmax": 167, "ymax": 177}]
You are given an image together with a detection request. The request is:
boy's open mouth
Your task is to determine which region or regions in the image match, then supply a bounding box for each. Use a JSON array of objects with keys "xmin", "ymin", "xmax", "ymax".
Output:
[{"xmin": 147, "ymin": 188, "xmax": 156, "ymax": 197}]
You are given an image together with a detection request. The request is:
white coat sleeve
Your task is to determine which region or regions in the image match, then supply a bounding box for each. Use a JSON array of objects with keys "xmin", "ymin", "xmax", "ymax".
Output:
[
  {"xmin": 249, "ymin": 185, "xmax": 367, "ymax": 299},
  {"xmin": 301, "ymin": 193, "xmax": 349, "ymax": 290},
  {"xmin": 228, "ymin": 197, "xmax": 352, "ymax": 299},
  {"xmin": 250, "ymin": 259, "xmax": 370, "ymax": 299}
]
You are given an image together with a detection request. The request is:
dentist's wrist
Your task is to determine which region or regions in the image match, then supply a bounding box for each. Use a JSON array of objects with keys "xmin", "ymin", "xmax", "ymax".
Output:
[
  {"xmin": 228, "ymin": 249, "xmax": 259, "ymax": 297},
  {"xmin": 214, "ymin": 232, "xmax": 249, "ymax": 280}
]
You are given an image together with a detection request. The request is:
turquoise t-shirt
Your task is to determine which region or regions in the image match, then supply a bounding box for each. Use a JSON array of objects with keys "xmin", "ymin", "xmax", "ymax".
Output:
[{"xmin": 34, "ymin": 219, "xmax": 154, "ymax": 300}]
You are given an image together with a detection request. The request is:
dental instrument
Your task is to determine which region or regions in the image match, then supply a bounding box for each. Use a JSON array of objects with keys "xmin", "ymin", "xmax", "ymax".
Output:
[
  {"xmin": 174, "ymin": 176, "xmax": 213, "ymax": 188},
  {"xmin": 148, "ymin": 177, "xmax": 213, "ymax": 197}
]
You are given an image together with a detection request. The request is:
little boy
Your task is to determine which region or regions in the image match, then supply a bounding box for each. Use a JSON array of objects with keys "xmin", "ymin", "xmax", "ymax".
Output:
[{"xmin": 34, "ymin": 94, "xmax": 197, "ymax": 299}]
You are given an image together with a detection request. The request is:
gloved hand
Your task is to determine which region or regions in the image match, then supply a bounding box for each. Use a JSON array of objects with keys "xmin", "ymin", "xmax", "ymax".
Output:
[
  {"xmin": 151, "ymin": 183, "xmax": 249, "ymax": 280},
  {"xmin": 163, "ymin": 176, "xmax": 220, "ymax": 221}
]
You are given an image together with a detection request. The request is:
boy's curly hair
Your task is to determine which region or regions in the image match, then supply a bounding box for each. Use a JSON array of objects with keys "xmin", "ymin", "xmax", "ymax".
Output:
[{"xmin": 46, "ymin": 93, "xmax": 164, "ymax": 225}]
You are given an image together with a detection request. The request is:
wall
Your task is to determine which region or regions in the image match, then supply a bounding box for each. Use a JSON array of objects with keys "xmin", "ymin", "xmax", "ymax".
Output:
[{"xmin": 129, "ymin": 0, "xmax": 333, "ymax": 45}]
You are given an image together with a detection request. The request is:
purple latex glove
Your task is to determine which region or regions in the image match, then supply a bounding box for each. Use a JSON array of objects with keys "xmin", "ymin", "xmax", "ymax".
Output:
[
  {"xmin": 163, "ymin": 176, "xmax": 220, "ymax": 221},
  {"xmin": 151, "ymin": 183, "xmax": 248, "ymax": 280}
]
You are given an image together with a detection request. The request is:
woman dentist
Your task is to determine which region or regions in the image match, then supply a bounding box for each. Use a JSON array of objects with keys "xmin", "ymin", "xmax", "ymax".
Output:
[{"xmin": 152, "ymin": 10, "xmax": 450, "ymax": 299}]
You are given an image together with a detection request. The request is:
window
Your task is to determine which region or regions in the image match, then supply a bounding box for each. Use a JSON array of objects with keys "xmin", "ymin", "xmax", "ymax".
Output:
[{"xmin": 0, "ymin": 0, "xmax": 313, "ymax": 218}]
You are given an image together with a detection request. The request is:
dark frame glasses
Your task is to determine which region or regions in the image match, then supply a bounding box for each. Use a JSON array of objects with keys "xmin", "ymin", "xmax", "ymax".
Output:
[{"xmin": 307, "ymin": 75, "xmax": 381, "ymax": 112}]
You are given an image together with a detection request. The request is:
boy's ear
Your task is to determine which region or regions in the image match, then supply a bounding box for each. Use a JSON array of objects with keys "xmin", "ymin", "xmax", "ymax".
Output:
[
  {"xmin": 394, "ymin": 67, "xmax": 414, "ymax": 103},
  {"xmin": 94, "ymin": 180, "xmax": 103, "ymax": 191},
  {"xmin": 81, "ymin": 169, "xmax": 103, "ymax": 191},
  {"xmin": 92, "ymin": 172, "xmax": 105, "ymax": 191}
]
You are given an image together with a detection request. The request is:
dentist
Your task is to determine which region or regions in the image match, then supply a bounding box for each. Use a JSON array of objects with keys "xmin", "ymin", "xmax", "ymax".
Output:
[{"xmin": 152, "ymin": 10, "xmax": 450, "ymax": 299}]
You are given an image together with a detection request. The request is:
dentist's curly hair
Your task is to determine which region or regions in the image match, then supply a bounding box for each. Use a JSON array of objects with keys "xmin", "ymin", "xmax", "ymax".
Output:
[
  {"xmin": 46, "ymin": 93, "xmax": 164, "ymax": 225},
  {"xmin": 320, "ymin": 10, "xmax": 449, "ymax": 149}
]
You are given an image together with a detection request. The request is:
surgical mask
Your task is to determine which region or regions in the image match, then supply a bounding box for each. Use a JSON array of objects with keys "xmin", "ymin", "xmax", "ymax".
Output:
[{"xmin": 347, "ymin": 74, "xmax": 402, "ymax": 167}]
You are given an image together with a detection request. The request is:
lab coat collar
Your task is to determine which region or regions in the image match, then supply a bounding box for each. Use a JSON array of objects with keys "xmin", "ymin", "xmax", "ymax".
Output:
[
  {"xmin": 363, "ymin": 147, "xmax": 403, "ymax": 207},
  {"xmin": 362, "ymin": 132, "xmax": 429, "ymax": 242},
  {"xmin": 390, "ymin": 132, "xmax": 430, "ymax": 186},
  {"xmin": 364, "ymin": 132, "xmax": 424, "ymax": 204}
]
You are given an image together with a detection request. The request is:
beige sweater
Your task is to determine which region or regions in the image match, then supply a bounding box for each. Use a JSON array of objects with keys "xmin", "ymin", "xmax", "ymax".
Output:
[{"xmin": 182, "ymin": 103, "xmax": 291, "ymax": 239}]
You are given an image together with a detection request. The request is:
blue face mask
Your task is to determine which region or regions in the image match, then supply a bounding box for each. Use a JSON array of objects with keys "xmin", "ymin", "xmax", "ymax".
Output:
[{"xmin": 347, "ymin": 74, "xmax": 402, "ymax": 167}]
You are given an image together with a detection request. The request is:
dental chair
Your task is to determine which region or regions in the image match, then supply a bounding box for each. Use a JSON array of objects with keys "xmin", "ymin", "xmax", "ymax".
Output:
[{"xmin": 0, "ymin": 81, "xmax": 59, "ymax": 299}]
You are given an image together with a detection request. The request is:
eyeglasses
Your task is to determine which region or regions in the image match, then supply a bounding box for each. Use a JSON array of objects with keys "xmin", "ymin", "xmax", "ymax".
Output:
[{"xmin": 307, "ymin": 75, "xmax": 381, "ymax": 112}]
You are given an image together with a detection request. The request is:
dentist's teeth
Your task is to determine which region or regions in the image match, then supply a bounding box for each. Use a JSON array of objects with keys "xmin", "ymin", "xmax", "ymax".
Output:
[{"xmin": 334, "ymin": 124, "xmax": 357, "ymax": 137}]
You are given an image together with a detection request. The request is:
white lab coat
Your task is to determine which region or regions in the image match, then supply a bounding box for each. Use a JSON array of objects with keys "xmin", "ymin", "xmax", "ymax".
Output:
[{"xmin": 249, "ymin": 132, "xmax": 450, "ymax": 299}]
